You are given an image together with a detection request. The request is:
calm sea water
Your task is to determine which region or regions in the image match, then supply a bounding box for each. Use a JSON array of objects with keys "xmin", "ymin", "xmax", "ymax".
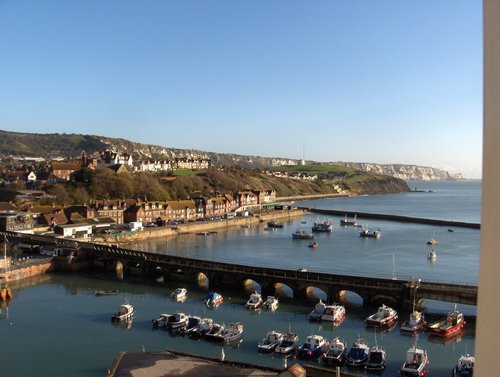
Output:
[{"xmin": 0, "ymin": 180, "xmax": 481, "ymax": 377}]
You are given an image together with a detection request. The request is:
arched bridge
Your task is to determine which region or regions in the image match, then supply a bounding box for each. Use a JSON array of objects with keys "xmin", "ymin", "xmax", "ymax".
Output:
[{"xmin": 1, "ymin": 232, "xmax": 477, "ymax": 309}]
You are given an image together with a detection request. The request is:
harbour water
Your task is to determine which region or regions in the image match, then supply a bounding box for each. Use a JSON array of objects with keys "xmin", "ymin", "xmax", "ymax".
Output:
[{"xmin": 0, "ymin": 180, "xmax": 480, "ymax": 377}]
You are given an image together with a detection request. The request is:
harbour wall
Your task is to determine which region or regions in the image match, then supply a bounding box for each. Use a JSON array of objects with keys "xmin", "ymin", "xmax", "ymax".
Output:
[
  {"xmin": 300, "ymin": 208, "xmax": 480, "ymax": 229},
  {"xmin": 96, "ymin": 208, "xmax": 307, "ymax": 244}
]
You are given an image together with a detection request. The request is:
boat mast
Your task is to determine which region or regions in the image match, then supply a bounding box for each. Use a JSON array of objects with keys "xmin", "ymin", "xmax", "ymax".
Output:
[{"xmin": 391, "ymin": 254, "xmax": 396, "ymax": 280}]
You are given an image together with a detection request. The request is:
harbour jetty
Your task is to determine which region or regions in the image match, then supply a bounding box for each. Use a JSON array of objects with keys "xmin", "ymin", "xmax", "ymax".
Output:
[
  {"xmin": 301, "ymin": 208, "xmax": 480, "ymax": 229},
  {"xmin": 106, "ymin": 349, "xmax": 360, "ymax": 377}
]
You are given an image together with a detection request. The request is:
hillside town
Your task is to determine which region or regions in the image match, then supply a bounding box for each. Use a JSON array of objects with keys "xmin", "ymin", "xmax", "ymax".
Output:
[{"xmin": 0, "ymin": 150, "xmax": 293, "ymax": 240}]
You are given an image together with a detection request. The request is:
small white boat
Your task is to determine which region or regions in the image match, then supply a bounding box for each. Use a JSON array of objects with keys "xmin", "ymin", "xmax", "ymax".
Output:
[
  {"xmin": 452, "ymin": 353, "xmax": 475, "ymax": 376},
  {"xmin": 359, "ymin": 228, "xmax": 381, "ymax": 238},
  {"xmin": 321, "ymin": 304, "xmax": 346, "ymax": 324},
  {"xmin": 245, "ymin": 291, "xmax": 263, "ymax": 310},
  {"xmin": 262, "ymin": 295, "xmax": 279, "ymax": 311},
  {"xmin": 307, "ymin": 299, "xmax": 326, "ymax": 321},
  {"xmin": 206, "ymin": 322, "xmax": 244, "ymax": 344},
  {"xmin": 111, "ymin": 303, "xmax": 134, "ymax": 322},
  {"xmin": 189, "ymin": 317, "xmax": 214, "ymax": 338},
  {"xmin": 399, "ymin": 345, "xmax": 429, "ymax": 377},
  {"xmin": 170, "ymin": 287, "xmax": 187, "ymax": 301},
  {"xmin": 257, "ymin": 330, "xmax": 283, "ymax": 353},
  {"xmin": 428, "ymin": 248, "xmax": 437, "ymax": 261},
  {"xmin": 365, "ymin": 304, "xmax": 398, "ymax": 327},
  {"xmin": 296, "ymin": 334, "xmax": 329, "ymax": 360},
  {"xmin": 322, "ymin": 337, "xmax": 347, "ymax": 366},
  {"xmin": 153, "ymin": 312, "xmax": 189, "ymax": 330},
  {"xmin": 274, "ymin": 332, "xmax": 299, "ymax": 354}
]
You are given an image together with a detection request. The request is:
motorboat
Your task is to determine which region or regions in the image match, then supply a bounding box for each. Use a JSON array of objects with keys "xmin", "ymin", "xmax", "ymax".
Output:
[
  {"xmin": 179, "ymin": 315, "xmax": 201, "ymax": 335},
  {"xmin": 365, "ymin": 344, "xmax": 387, "ymax": 371},
  {"xmin": 257, "ymin": 330, "xmax": 283, "ymax": 353},
  {"xmin": 340, "ymin": 214, "xmax": 357, "ymax": 226},
  {"xmin": 206, "ymin": 322, "xmax": 244, "ymax": 344},
  {"xmin": 296, "ymin": 334, "xmax": 329, "ymax": 360},
  {"xmin": 427, "ymin": 238, "xmax": 438, "ymax": 245},
  {"xmin": 95, "ymin": 289, "xmax": 118, "ymax": 296},
  {"xmin": 292, "ymin": 230, "xmax": 314, "ymax": 239},
  {"xmin": 321, "ymin": 337, "xmax": 347, "ymax": 366},
  {"xmin": 399, "ymin": 345, "xmax": 429, "ymax": 377},
  {"xmin": 307, "ymin": 299, "xmax": 326, "ymax": 321},
  {"xmin": 153, "ymin": 312, "xmax": 189, "ymax": 330},
  {"xmin": 262, "ymin": 295, "xmax": 279, "ymax": 311},
  {"xmin": 245, "ymin": 291, "xmax": 263, "ymax": 310},
  {"xmin": 359, "ymin": 228, "xmax": 381, "ymax": 238},
  {"xmin": 427, "ymin": 306, "xmax": 465, "ymax": 337},
  {"xmin": 321, "ymin": 304, "xmax": 346, "ymax": 324},
  {"xmin": 266, "ymin": 220, "xmax": 283, "ymax": 228},
  {"xmin": 345, "ymin": 337, "xmax": 370, "ymax": 368},
  {"xmin": 189, "ymin": 317, "xmax": 214, "ymax": 338},
  {"xmin": 427, "ymin": 248, "xmax": 437, "ymax": 261},
  {"xmin": 111, "ymin": 303, "xmax": 134, "ymax": 322},
  {"xmin": 365, "ymin": 304, "xmax": 398, "ymax": 327},
  {"xmin": 204, "ymin": 322, "xmax": 225, "ymax": 342},
  {"xmin": 170, "ymin": 287, "xmax": 187, "ymax": 302},
  {"xmin": 308, "ymin": 240, "xmax": 318, "ymax": 248},
  {"xmin": 401, "ymin": 311, "xmax": 426, "ymax": 333},
  {"xmin": 204, "ymin": 292, "xmax": 223, "ymax": 308},
  {"xmin": 151, "ymin": 313, "xmax": 170, "ymax": 329},
  {"xmin": 274, "ymin": 332, "xmax": 299, "ymax": 355},
  {"xmin": 452, "ymin": 353, "xmax": 475, "ymax": 376},
  {"xmin": 312, "ymin": 219, "xmax": 332, "ymax": 232}
]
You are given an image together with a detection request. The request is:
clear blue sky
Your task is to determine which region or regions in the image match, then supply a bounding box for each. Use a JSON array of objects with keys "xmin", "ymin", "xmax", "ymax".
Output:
[{"xmin": 0, "ymin": 1, "xmax": 482, "ymax": 178}]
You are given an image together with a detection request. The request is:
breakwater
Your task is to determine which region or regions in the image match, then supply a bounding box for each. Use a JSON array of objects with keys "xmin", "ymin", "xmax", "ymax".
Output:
[{"xmin": 301, "ymin": 208, "xmax": 480, "ymax": 229}]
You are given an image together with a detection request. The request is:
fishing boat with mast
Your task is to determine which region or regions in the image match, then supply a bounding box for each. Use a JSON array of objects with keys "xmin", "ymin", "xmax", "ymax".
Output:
[
  {"xmin": 340, "ymin": 214, "xmax": 358, "ymax": 226},
  {"xmin": 427, "ymin": 304, "xmax": 465, "ymax": 337},
  {"xmin": 399, "ymin": 342, "xmax": 429, "ymax": 377}
]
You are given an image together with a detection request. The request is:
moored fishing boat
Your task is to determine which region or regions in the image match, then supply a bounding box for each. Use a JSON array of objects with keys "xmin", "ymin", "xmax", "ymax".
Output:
[
  {"xmin": 365, "ymin": 304, "xmax": 398, "ymax": 327},
  {"xmin": 340, "ymin": 214, "xmax": 357, "ymax": 226},
  {"xmin": 399, "ymin": 345, "xmax": 429, "ymax": 376},
  {"xmin": 206, "ymin": 322, "xmax": 244, "ymax": 344},
  {"xmin": 189, "ymin": 317, "xmax": 214, "ymax": 338},
  {"xmin": 111, "ymin": 303, "xmax": 134, "ymax": 322},
  {"xmin": 452, "ymin": 353, "xmax": 475, "ymax": 376},
  {"xmin": 262, "ymin": 295, "xmax": 279, "ymax": 311},
  {"xmin": 365, "ymin": 344, "xmax": 387, "ymax": 371},
  {"xmin": 257, "ymin": 330, "xmax": 283, "ymax": 353},
  {"xmin": 245, "ymin": 291, "xmax": 263, "ymax": 310},
  {"xmin": 296, "ymin": 334, "xmax": 329, "ymax": 360},
  {"xmin": 427, "ymin": 306, "xmax": 465, "ymax": 337},
  {"xmin": 321, "ymin": 304, "xmax": 346, "ymax": 324},
  {"xmin": 275, "ymin": 332, "xmax": 299, "ymax": 355},
  {"xmin": 170, "ymin": 287, "xmax": 187, "ymax": 302},
  {"xmin": 359, "ymin": 228, "xmax": 381, "ymax": 238},
  {"xmin": 345, "ymin": 336, "xmax": 370, "ymax": 368},
  {"xmin": 292, "ymin": 230, "xmax": 314, "ymax": 239},
  {"xmin": 312, "ymin": 219, "xmax": 332, "ymax": 232},
  {"xmin": 307, "ymin": 299, "xmax": 326, "ymax": 321},
  {"xmin": 401, "ymin": 310, "xmax": 426, "ymax": 333},
  {"xmin": 179, "ymin": 315, "xmax": 201, "ymax": 335},
  {"xmin": 321, "ymin": 336, "xmax": 347, "ymax": 366},
  {"xmin": 204, "ymin": 292, "xmax": 223, "ymax": 308}
]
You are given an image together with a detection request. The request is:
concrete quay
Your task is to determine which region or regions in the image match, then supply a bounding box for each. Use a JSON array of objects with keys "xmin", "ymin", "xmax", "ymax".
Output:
[
  {"xmin": 106, "ymin": 349, "xmax": 358, "ymax": 377},
  {"xmin": 302, "ymin": 208, "xmax": 480, "ymax": 229}
]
